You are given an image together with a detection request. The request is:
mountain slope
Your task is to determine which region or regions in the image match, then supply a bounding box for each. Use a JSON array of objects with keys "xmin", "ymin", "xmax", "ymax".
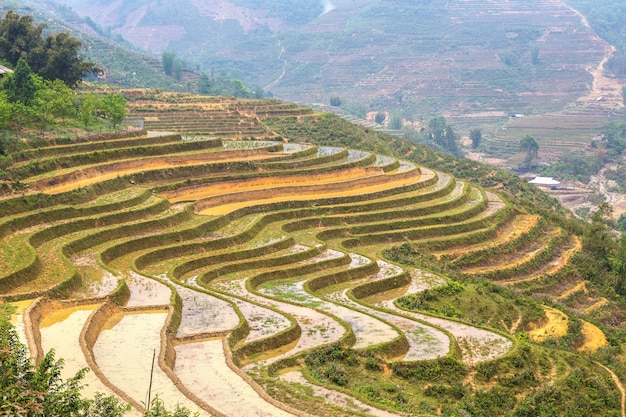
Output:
[{"xmin": 47, "ymin": 0, "xmax": 610, "ymax": 119}]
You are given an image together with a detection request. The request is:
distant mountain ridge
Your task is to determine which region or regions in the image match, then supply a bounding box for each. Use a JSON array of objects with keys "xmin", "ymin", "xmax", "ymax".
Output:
[{"xmin": 42, "ymin": 0, "xmax": 609, "ymax": 120}]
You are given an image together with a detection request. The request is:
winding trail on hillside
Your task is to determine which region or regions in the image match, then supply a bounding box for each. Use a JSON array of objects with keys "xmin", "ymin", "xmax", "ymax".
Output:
[
  {"xmin": 597, "ymin": 363, "xmax": 626, "ymax": 417},
  {"xmin": 564, "ymin": 1, "xmax": 623, "ymax": 107}
]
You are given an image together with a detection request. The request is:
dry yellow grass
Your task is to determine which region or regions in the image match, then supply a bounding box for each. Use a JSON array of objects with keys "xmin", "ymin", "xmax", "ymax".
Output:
[
  {"xmin": 583, "ymin": 297, "xmax": 609, "ymax": 314},
  {"xmin": 527, "ymin": 306, "xmax": 568, "ymax": 342},
  {"xmin": 577, "ymin": 320, "xmax": 608, "ymax": 352},
  {"xmin": 41, "ymin": 153, "xmax": 282, "ymax": 194},
  {"xmin": 198, "ymin": 174, "xmax": 424, "ymax": 215},
  {"xmin": 39, "ymin": 304, "xmax": 101, "ymax": 328},
  {"xmin": 164, "ymin": 167, "xmax": 382, "ymax": 203}
]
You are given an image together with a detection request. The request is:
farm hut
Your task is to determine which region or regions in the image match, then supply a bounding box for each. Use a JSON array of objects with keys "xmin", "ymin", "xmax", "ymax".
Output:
[
  {"xmin": 0, "ymin": 65, "xmax": 13, "ymax": 77},
  {"xmin": 529, "ymin": 176, "xmax": 561, "ymax": 189}
]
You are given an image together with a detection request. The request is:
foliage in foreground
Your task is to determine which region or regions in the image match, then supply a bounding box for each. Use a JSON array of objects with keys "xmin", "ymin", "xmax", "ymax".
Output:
[{"xmin": 0, "ymin": 312, "xmax": 196, "ymax": 416}]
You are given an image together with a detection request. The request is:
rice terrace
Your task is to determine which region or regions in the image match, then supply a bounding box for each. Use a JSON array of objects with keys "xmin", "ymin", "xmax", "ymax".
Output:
[{"xmin": 1, "ymin": 93, "xmax": 624, "ymax": 416}]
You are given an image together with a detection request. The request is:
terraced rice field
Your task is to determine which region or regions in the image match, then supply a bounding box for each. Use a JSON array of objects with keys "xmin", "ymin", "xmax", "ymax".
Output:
[{"xmin": 0, "ymin": 121, "xmax": 613, "ymax": 415}]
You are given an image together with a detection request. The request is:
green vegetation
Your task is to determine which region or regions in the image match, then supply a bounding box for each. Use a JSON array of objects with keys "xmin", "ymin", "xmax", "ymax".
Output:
[
  {"xmin": 0, "ymin": 10, "xmax": 100, "ymax": 87},
  {"xmin": 0, "ymin": 89, "xmax": 625, "ymax": 417},
  {"xmin": 519, "ymin": 135, "xmax": 538, "ymax": 171},
  {"xmin": 397, "ymin": 280, "xmax": 545, "ymax": 330},
  {"xmin": 540, "ymin": 121, "xmax": 626, "ymax": 183}
]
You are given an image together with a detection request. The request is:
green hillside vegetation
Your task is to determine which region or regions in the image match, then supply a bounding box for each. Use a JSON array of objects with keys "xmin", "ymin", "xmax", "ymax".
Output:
[
  {"xmin": 0, "ymin": 6, "xmax": 625, "ymax": 417},
  {"xmin": 0, "ymin": 90, "xmax": 624, "ymax": 416}
]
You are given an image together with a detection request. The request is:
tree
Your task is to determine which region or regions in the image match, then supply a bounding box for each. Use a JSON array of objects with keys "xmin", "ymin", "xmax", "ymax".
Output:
[
  {"xmin": 389, "ymin": 112, "xmax": 403, "ymax": 130},
  {"xmin": 329, "ymin": 95, "xmax": 341, "ymax": 106},
  {"xmin": 76, "ymin": 92, "xmax": 100, "ymax": 130},
  {"xmin": 229, "ymin": 78, "xmax": 249, "ymax": 97},
  {"xmin": 162, "ymin": 51, "xmax": 176, "ymax": 76},
  {"xmin": 0, "ymin": 91, "xmax": 12, "ymax": 130},
  {"xmin": 470, "ymin": 128, "xmax": 482, "ymax": 148},
  {"xmin": 611, "ymin": 233, "xmax": 626, "ymax": 295},
  {"xmin": 0, "ymin": 318, "xmax": 128, "ymax": 416},
  {"xmin": 375, "ymin": 112, "xmax": 386, "ymax": 124},
  {"xmin": 2, "ymin": 58, "xmax": 39, "ymax": 106},
  {"xmin": 196, "ymin": 73, "xmax": 211, "ymax": 95},
  {"xmin": 173, "ymin": 59, "xmax": 183, "ymax": 80},
  {"xmin": 145, "ymin": 396, "xmax": 199, "ymax": 417},
  {"xmin": 101, "ymin": 94, "xmax": 127, "ymax": 129},
  {"xmin": 531, "ymin": 45, "xmax": 541, "ymax": 65},
  {"xmin": 428, "ymin": 116, "xmax": 447, "ymax": 143},
  {"xmin": 520, "ymin": 135, "xmax": 539, "ymax": 170},
  {"xmin": 0, "ymin": 11, "xmax": 100, "ymax": 87},
  {"xmin": 442, "ymin": 125, "xmax": 460, "ymax": 155},
  {"xmin": 45, "ymin": 79, "xmax": 75, "ymax": 122},
  {"xmin": 0, "ymin": 10, "xmax": 45, "ymax": 65},
  {"xmin": 34, "ymin": 31, "xmax": 101, "ymax": 87},
  {"xmin": 253, "ymin": 85, "xmax": 265, "ymax": 99}
]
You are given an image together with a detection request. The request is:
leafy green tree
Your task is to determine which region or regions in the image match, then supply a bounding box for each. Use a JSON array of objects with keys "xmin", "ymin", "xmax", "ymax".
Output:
[
  {"xmin": 428, "ymin": 116, "xmax": 459, "ymax": 155},
  {"xmin": 101, "ymin": 93, "xmax": 127, "ymax": 129},
  {"xmin": 196, "ymin": 73, "xmax": 211, "ymax": 94},
  {"xmin": 34, "ymin": 31, "xmax": 102, "ymax": 87},
  {"xmin": 617, "ymin": 213, "xmax": 626, "ymax": 231},
  {"xmin": 2, "ymin": 58, "xmax": 39, "ymax": 105},
  {"xmin": 0, "ymin": 91, "xmax": 12, "ymax": 130},
  {"xmin": 389, "ymin": 112, "xmax": 403, "ymax": 130},
  {"xmin": 470, "ymin": 128, "xmax": 482, "ymax": 148},
  {"xmin": 45, "ymin": 79, "xmax": 75, "ymax": 123},
  {"xmin": 611, "ymin": 233, "xmax": 626, "ymax": 295},
  {"xmin": 173, "ymin": 59, "xmax": 183, "ymax": 80},
  {"xmin": 0, "ymin": 11, "xmax": 100, "ymax": 86},
  {"xmin": 0, "ymin": 318, "xmax": 129, "ymax": 416},
  {"xmin": 162, "ymin": 51, "xmax": 176, "ymax": 76},
  {"xmin": 0, "ymin": 10, "xmax": 45, "ymax": 65},
  {"xmin": 428, "ymin": 116, "xmax": 447, "ymax": 142},
  {"xmin": 229, "ymin": 78, "xmax": 249, "ymax": 97},
  {"xmin": 145, "ymin": 396, "xmax": 198, "ymax": 417},
  {"xmin": 375, "ymin": 112, "xmax": 386, "ymax": 124},
  {"xmin": 519, "ymin": 135, "xmax": 539, "ymax": 170},
  {"xmin": 253, "ymin": 85, "xmax": 264, "ymax": 99},
  {"xmin": 76, "ymin": 92, "xmax": 100, "ymax": 130},
  {"xmin": 442, "ymin": 125, "xmax": 460, "ymax": 155}
]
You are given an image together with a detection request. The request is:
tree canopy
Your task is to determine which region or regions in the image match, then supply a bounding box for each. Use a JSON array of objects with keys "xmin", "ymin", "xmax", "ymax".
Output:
[
  {"xmin": 0, "ymin": 10, "xmax": 101, "ymax": 86},
  {"xmin": 519, "ymin": 135, "xmax": 539, "ymax": 170}
]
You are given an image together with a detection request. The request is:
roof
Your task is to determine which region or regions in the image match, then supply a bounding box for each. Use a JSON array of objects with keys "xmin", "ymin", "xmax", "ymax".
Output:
[
  {"xmin": 0, "ymin": 65, "xmax": 13, "ymax": 75},
  {"xmin": 529, "ymin": 176, "xmax": 560, "ymax": 186}
]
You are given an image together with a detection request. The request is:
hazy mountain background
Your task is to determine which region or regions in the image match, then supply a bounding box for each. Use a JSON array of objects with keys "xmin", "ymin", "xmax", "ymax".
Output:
[{"xmin": 10, "ymin": 0, "xmax": 616, "ymax": 119}]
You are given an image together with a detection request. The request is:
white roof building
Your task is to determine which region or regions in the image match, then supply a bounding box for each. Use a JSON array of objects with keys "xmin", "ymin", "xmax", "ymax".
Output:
[
  {"xmin": 529, "ymin": 176, "xmax": 560, "ymax": 187},
  {"xmin": 0, "ymin": 65, "xmax": 13, "ymax": 76}
]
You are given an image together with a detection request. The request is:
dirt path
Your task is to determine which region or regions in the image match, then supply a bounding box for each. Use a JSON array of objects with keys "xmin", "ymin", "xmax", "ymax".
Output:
[
  {"xmin": 565, "ymin": 1, "xmax": 623, "ymax": 108},
  {"xmin": 597, "ymin": 363, "xmax": 626, "ymax": 417}
]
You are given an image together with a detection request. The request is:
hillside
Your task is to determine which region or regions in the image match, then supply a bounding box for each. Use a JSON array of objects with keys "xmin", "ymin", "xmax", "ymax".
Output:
[
  {"xmin": 45, "ymin": 0, "xmax": 612, "ymax": 118},
  {"xmin": 1, "ymin": 94, "xmax": 625, "ymax": 416}
]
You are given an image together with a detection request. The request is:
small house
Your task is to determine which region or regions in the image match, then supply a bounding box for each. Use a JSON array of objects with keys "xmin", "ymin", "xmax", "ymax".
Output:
[
  {"xmin": 0, "ymin": 65, "xmax": 13, "ymax": 78},
  {"xmin": 529, "ymin": 176, "xmax": 561, "ymax": 190}
]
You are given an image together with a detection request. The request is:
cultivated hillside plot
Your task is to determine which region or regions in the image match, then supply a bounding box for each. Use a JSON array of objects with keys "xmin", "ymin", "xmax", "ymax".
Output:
[{"xmin": 0, "ymin": 104, "xmax": 619, "ymax": 415}]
